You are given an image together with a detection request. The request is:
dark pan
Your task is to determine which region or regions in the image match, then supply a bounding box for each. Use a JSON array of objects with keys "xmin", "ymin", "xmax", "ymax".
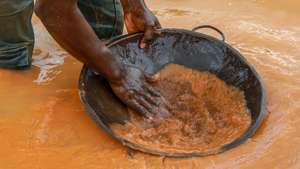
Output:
[{"xmin": 78, "ymin": 25, "xmax": 266, "ymax": 157}]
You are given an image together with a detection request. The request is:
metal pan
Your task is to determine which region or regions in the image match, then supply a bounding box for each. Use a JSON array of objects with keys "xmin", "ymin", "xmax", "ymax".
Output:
[{"xmin": 78, "ymin": 25, "xmax": 266, "ymax": 157}]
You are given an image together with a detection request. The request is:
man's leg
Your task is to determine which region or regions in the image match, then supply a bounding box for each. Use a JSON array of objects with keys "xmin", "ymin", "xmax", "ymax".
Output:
[
  {"xmin": 78, "ymin": 0, "xmax": 124, "ymax": 39},
  {"xmin": 0, "ymin": 0, "xmax": 34, "ymax": 69}
]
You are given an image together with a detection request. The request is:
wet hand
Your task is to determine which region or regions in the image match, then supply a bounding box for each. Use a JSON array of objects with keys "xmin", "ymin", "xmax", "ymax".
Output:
[
  {"xmin": 124, "ymin": 8, "xmax": 161, "ymax": 48},
  {"xmin": 109, "ymin": 65, "xmax": 169, "ymax": 119}
]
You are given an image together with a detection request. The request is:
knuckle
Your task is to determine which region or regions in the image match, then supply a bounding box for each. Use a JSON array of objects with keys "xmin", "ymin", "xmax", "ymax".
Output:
[{"xmin": 126, "ymin": 90, "xmax": 135, "ymax": 99}]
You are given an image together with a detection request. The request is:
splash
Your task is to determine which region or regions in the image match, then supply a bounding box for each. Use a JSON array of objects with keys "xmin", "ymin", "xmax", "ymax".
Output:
[
  {"xmin": 32, "ymin": 48, "xmax": 66, "ymax": 84},
  {"xmin": 32, "ymin": 17, "xmax": 67, "ymax": 85}
]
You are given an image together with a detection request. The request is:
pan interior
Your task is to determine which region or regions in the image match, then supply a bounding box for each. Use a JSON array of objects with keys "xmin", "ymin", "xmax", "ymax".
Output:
[{"xmin": 79, "ymin": 29, "xmax": 265, "ymax": 157}]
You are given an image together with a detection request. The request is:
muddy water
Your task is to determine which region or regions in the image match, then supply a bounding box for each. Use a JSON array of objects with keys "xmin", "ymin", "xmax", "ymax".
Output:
[{"xmin": 0, "ymin": 0, "xmax": 299, "ymax": 168}]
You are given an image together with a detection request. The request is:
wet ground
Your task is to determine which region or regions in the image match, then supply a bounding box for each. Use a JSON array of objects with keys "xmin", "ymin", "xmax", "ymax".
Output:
[{"xmin": 0, "ymin": 0, "xmax": 300, "ymax": 168}]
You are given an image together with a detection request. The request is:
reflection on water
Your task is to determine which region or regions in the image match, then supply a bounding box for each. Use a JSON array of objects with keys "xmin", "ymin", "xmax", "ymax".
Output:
[
  {"xmin": 237, "ymin": 21, "xmax": 300, "ymax": 45},
  {"xmin": 233, "ymin": 42, "xmax": 299, "ymax": 76},
  {"xmin": 0, "ymin": 0, "xmax": 300, "ymax": 168}
]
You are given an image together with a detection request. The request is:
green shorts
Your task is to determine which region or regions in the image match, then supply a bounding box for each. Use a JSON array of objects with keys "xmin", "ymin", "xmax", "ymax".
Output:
[
  {"xmin": 0, "ymin": 0, "xmax": 124, "ymax": 69},
  {"xmin": 0, "ymin": 0, "xmax": 34, "ymax": 68},
  {"xmin": 78, "ymin": 0, "xmax": 124, "ymax": 38}
]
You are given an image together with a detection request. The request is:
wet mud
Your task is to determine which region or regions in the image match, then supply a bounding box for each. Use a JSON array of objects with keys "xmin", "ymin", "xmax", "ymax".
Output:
[{"xmin": 112, "ymin": 64, "xmax": 251, "ymax": 154}]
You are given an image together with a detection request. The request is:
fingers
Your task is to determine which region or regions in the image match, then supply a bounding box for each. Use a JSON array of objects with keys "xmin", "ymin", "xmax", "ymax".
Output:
[
  {"xmin": 141, "ymin": 92, "xmax": 160, "ymax": 106},
  {"xmin": 156, "ymin": 107, "xmax": 170, "ymax": 119},
  {"xmin": 127, "ymin": 89, "xmax": 159, "ymax": 118},
  {"xmin": 131, "ymin": 91, "xmax": 171, "ymax": 119},
  {"xmin": 144, "ymin": 85, "xmax": 160, "ymax": 97},
  {"xmin": 128, "ymin": 99, "xmax": 151, "ymax": 118},
  {"xmin": 136, "ymin": 96, "xmax": 152, "ymax": 110},
  {"xmin": 140, "ymin": 26, "xmax": 161, "ymax": 49},
  {"xmin": 135, "ymin": 94, "xmax": 170, "ymax": 119},
  {"xmin": 140, "ymin": 26, "xmax": 154, "ymax": 48},
  {"xmin": 144, "ymin": 73, "xmax": 161, "ymax": 97},
  {"xmin": 154, "ymin": 18, "xmax": 162, "ymax": 29},
  {"xmin": 143, "ymin": 73, "xmax": 161, "ymax": 97}
]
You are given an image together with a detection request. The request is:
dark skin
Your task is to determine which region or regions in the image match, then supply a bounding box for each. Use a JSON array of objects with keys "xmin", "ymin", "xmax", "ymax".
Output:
[{"xmin": 35, "ymin": 0, "xmax": 169, "ymax": 118}]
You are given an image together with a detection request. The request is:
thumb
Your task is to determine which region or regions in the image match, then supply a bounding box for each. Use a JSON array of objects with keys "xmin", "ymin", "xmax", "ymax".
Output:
[
  {"xmin": 140, "ymin": 26, "xmax": 155, "ymax": 49},
  {"xmin": 144, "ymin": 72, "xmax": 160, "ymax": 83}
]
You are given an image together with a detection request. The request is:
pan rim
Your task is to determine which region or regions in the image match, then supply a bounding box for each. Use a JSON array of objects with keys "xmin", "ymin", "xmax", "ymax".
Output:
[{"xmin": 78, "ymin": 28, "xmax": 267, "ymax": 157}]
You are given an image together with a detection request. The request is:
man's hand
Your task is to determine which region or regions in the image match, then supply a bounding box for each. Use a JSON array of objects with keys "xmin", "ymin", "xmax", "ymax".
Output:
[
  {"xmin": 109, "ymin": 65, "xmax": 170, "ymax": 119},
  {"xmin": 36, "ymin": 0, "xmax": 167, "ymax": 119},
  {"xmin": 121, "ymin": 0, "xmax": 161, "ymax": 48}
]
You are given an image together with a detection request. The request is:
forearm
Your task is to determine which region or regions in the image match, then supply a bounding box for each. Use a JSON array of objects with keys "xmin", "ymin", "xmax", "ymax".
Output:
[
  {"xmin": 35, "ymin": 0, "xmax": 123, "ymax": 81},
  {"xmin": 120, "ymin": 0, "xmax": 148, "ymax": 13}
]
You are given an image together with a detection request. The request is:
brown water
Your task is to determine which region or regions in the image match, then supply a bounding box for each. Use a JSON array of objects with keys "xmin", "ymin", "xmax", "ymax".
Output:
[{"xmin": 0, "ymin": 0, "xmax": 299, "ymax": 168}]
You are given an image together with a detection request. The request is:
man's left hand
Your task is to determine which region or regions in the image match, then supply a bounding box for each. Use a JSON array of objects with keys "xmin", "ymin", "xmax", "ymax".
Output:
[{"xmin": 124, "ymin": 7, "xmax": 161, "ymax": 48}]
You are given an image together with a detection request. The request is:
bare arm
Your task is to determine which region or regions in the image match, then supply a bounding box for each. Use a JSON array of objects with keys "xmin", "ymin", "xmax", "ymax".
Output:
[
  {"xmin": 35, "ymin": 0, "xmax": 123, "ymax": 82},
  {"xmin": 35, "ymin": 0, "xmax": 168, "ymax": 118}
]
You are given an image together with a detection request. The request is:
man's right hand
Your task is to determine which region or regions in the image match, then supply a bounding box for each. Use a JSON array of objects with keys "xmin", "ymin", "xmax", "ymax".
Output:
[
  {"xmin": 108, "ymin": 65, "xmax": 170, "ymax": 119},
  {"xmin": 35, "ymin": 0, "xmax": 169, "ymax": 119}
]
